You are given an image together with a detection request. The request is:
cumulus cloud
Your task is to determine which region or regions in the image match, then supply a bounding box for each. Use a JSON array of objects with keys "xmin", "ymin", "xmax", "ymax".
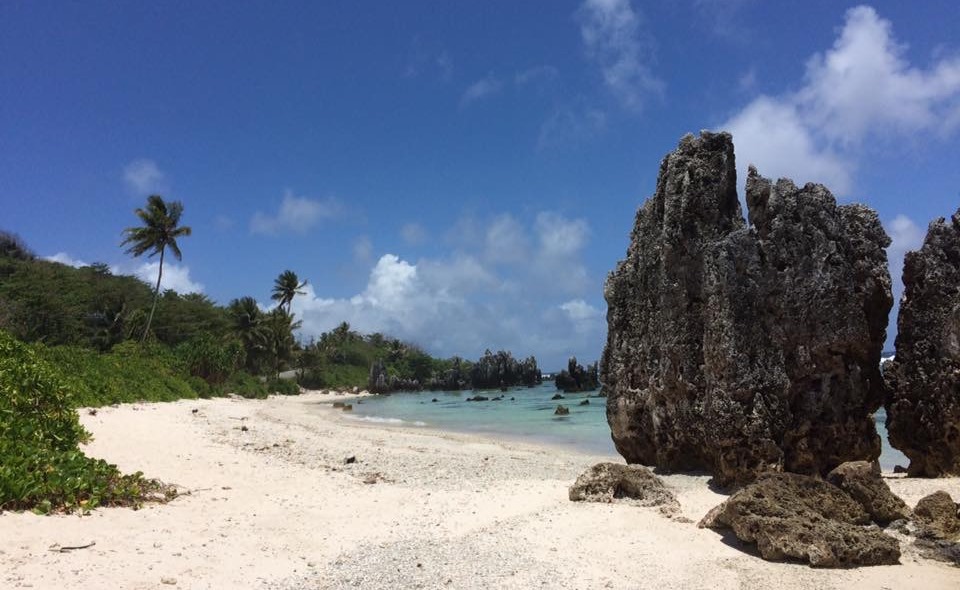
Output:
[
  {"xmin": 576, "ymin": 0, "xmax": 662, "ymax": 111},
  {"xmin": 124, "ymin": 159, "xmax": 166, "ymax": 195},
  {"xmin": 460, "ymin": 74, "xmax": 503, "ymax": 107},
  {"xmin": 250, "ymin": 191, "xmax": 340, "ymax": 235},
  {"xmin": 721, "ymin": 6, "xmax": 960, "ymax": 195},
  {"xmin": 135, "ymin": 262, "xmax": 204, "ymax": 294},
  {"xmin": 290, "ymin": 212, "xmax": 602, "ymax": 368}
]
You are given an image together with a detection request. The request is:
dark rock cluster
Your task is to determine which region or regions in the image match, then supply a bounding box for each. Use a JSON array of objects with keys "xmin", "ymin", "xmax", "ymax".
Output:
[
  {"xmin": 601, "ymin": 131, "xmax": 892, "ymax": 486},
  {"xmin": 699, "ymin": 471, "xmax": 901, "ymax": 567},
  {"xmin": 554, "ymin": 357, "xmax": 600, "ymax": 392},
  {"xmin": 884, "ymin": 209, "xmax": 960, "ymax": 476}
]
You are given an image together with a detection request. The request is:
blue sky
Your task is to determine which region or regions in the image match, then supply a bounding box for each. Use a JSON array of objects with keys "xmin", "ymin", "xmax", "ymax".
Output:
[{"xmin": 2, "ymin": 1, "xmax": 959, "ymax": 369}]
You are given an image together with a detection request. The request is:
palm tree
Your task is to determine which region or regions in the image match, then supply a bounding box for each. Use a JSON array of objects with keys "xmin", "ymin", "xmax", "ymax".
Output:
[
  {"xmin": 228, "ymin": 296, "xmax": 268, "ymax": 372},
  {"xmin": 265, "ymin": 307, "xmax": 302, "ymax": 378},
  {"xmin": 121, "ymin": 195, "xmax": 192, "ymax": 342},
  {"xmin": 271, "ymin": 270, "xmax": 307, "ymax": 314}
]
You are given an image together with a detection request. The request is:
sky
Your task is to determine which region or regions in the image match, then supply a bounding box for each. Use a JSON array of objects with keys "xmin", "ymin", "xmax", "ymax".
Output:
[{"xmin": 2, "ymin": 1, "xmax": 959, "ymax": 369}]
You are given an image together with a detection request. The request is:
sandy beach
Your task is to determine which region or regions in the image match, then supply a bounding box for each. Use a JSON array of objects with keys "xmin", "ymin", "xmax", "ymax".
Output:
[{"xmin": 2, "ymin": 391, "xmax": 958, "ymax": 590}]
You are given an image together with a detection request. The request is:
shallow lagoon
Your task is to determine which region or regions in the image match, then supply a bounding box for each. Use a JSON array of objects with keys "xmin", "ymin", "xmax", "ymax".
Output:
[{"xmin": 339, "ymin": 382, "xmax": 909, "ymax": 471}]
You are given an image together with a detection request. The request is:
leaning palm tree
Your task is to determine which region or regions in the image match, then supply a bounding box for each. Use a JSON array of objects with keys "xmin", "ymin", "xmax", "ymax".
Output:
[
  {"xmin": 271, "ymin": 270, "xmax": 307, "ymax": 314},
  {"xmin": 121, "ymin": 195, "xmax": 192, "ymax": 342}
]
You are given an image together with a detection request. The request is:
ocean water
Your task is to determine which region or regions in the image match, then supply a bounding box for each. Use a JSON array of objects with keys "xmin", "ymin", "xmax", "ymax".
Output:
[{"xmin": 329, "ymin": 382, "xmax": 910, "ymax": 471}]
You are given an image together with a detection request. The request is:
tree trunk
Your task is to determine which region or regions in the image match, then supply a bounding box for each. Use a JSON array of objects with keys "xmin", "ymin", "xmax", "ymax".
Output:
[{"xmin": 142, "ymin": 247, "xmax": 164, "ymax": 343}]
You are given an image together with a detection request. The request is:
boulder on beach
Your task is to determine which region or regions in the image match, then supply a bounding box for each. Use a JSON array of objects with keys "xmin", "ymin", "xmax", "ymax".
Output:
[
  {"xmin": 569, "ymin": 462, "xmax": 679, "ymax": 516},
  {"xmin": 913, "ymin": 491, "xmax": 960, "ymax": 541},
  {"xmin": 699, "ymin": 472, "xmax": 900, "ymax": 567},
  {"xmin": 884, "ymin": 208, "xmax": 960, "ymax": 477},
  {"xmin": 554, "ymin": 404, "xmax": 570, "ymax": 416},
  {"xmin": 601, "ymin": 131, "xmax": 891, "ymax": 486},
  {"xmin": 826, "ymin": 461, "xmax": 911, "ymax": 525}
]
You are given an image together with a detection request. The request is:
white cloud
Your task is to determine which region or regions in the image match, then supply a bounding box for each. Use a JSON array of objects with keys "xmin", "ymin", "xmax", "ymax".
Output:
[
  {"xmin": 400, "ymin": 222, "xmax": 427, "ymax": 245},
  {"xmin": 124, "ymin": 159, "xmax": 166, "ymax": 195},
  {"xmin": 135, "ymin": 262, "xmax": 203, "ymax": 294},
  {"xmin": 250, "ymin": 191, "xmax": 340, "ymax": 235},
  {"xmin": 886, "ymin": 214, "xmax": 925, "ymax": 291},
  {"xmin": 460, "ymin": 74, "xmax": 503, "ymax": 107},
  {"xmin": 484, "ymin": 214, "xmax": 530, "ymax": 264},
  {"xmin": 45, "ymin": 252, "xmax": 89, "ymax": 268},
  {"xmin": 353, "ymin": 235, "xmax": 373, "ymax": 263},
  {"xmin": 576, "ymin": 0, "xmax": 662, "ymax": 111},
  {"xmin": 560, "ymin": 299, "xmax": 602, "ymax": 322},
  {"xmin": 290, "ymin": 212, "xmax": 601, "ymax": 368},
  {"xmin": 721, "ymin": 6, "xmax": 960, "ymax": 195}
]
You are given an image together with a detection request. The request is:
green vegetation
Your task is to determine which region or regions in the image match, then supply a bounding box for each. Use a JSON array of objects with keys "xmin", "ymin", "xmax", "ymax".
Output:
[{"xmin": 0, "ymin": 331, "xmax": 175, "ymax": 513}]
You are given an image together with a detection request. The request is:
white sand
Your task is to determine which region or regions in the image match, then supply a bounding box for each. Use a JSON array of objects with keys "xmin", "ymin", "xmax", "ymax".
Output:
[{"xmin": 2, "ymin": 391, "xmax": 958, "ymax": 589}]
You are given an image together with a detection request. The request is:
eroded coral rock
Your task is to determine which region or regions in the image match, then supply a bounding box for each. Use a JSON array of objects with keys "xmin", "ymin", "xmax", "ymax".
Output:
[
  {"xmin": 602, "ymin": 131, "xmax": 891, "ymax": 486},
  {"xmin": 914, "ymin": 491, "xmax": 960, "ymax": 541},
  {"xmin": 569, "ymin": 462, "xmax": 679, "ymax": 516},
  {"xmin": 826, "ymin": 461, "xmax": 911, "ymax": 525},
  {"xmin": 885, "ymin": 209, "xmax": 960, "ymax": 476},
  {"xmin": 699, "ymin": 473, "xmax": 900, "ymax": 567}
]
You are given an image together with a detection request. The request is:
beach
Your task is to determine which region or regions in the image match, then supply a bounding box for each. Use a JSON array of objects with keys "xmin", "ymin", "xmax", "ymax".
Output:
[{"xmin": 2, "ymin": 391, "xmax": 958, "ymax": 590}]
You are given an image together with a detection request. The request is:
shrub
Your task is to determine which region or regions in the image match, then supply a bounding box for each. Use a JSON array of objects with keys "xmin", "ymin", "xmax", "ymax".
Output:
[
  {"xmin": 41, "ymin": 343, "xmax": 197, "ymax": 407},
  {"xmin": 266, "ymin": 377, "xmax": 300, "ymax": 396},
  {"xmin": 223, "ymin": 371, "xmax": 268, "ymax": 399},
  {"xmin": 0, "ymin": 331, "xmax": 174, "ymax": 513}
]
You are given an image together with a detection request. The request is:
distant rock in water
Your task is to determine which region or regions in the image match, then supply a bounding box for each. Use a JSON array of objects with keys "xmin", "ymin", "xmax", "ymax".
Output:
[
  {"xmin": 554, "ymin": 404, "xmax": 569, "ymax": 416},
  {"xmin": 554, "ymin": 357, "xmax": 600, "ymax": 392},
  {"xmin": 601, "ymin": 131, "xmax": 892, "ymax": 486},
  {"xmin": 884, "ymin": 209, "xmax": 960, "ymax": 477}
]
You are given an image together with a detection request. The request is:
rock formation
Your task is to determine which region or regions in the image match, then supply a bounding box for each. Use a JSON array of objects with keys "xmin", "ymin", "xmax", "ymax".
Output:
[
  {"xmin": 699, "ymin": 472, "xmax": 901, "ymax": 567},
  {"xmin": 884, "ymin": 209, "xmax": 960, "ymax": 476},
  {"xmin": 602, "ymin": 131, "xmax": 892, "ymax": 486},
  {"xmin": 913, "ymin": 491, "xmax": 960, "ymax": 541},
  {"xmin": 569, "ymin": 462, "xmax": 679, "ymax": 516},
  {"xmin": 825, "ymin": 461, "xmax": 910, "ymax": 525},
  {"xmin": 554, "ymin": 357, "xmax": 600, "ymax": 392}
]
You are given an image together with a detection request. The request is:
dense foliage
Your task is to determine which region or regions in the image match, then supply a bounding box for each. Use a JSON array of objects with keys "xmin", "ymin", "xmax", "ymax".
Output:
[{"xmin": 0, "ymin": 331, "xmax": 174, "ymax": 513}]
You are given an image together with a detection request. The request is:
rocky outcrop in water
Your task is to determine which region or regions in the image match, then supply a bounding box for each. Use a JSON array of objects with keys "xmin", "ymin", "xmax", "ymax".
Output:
[
  {"xmin": 602, "ymin": 131, "xmax": 892, "ymax": 486},
  {"xmin": 554, "ymin": 357, "xmax": 600, "ymax": 392},
  {"xmin": 699, "ymin": 472, "xmax": 901, "ymax": 567},
  {"xmin": 884, "ymin": 209, "xmax": 960, "ymax": 477}
]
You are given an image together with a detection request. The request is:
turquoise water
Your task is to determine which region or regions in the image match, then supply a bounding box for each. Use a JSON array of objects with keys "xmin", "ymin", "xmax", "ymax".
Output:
[{"xmin": 334, "ymin": 382, "xmax": 909, "ymax": 471}]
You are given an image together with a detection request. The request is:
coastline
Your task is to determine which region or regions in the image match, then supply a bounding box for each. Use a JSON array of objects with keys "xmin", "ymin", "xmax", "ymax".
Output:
[{"xmin": 1, "ymin": 391, "xmax": 957, "ymax": 589}]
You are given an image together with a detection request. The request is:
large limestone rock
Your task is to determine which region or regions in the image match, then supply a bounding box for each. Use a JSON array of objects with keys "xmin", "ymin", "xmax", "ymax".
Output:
[
  {"xmin": 569, "ymin": 462, "xmax": 679, "ymax": 516},
  {"xmin": 913, "ymin": 491, "xmax": 960, "ymax": 541},
  {"xmin": 826, "ymin": 461, "xmax": 910, "ymax": 525},
  {"xmin": 699, "ymin": 473, "xmax": 901, "ymax": 567},
  {"xmin": 602, "ymin": 131, "xmax": 892, "ymax": 486},
  {"xmin": 885, "ymin": 209, "xmax": 960, "ymax": 476}
]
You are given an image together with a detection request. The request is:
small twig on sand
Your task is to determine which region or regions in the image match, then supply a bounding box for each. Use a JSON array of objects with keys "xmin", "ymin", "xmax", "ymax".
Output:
[{"xmin": 50, "ymin": 541, "xmax": 96, "ymax": 553}]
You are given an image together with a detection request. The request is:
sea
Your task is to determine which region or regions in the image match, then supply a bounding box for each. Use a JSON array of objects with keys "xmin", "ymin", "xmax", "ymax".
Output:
[{"xmin": 323, "ymin": 381, "xmax": 910, "ymax": 472}]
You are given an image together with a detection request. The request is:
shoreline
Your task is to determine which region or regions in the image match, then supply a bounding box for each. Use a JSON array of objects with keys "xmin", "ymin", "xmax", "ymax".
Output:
[{"xmin": 1, "ymin": 391, "xmax": 957, "ymax": 589}]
